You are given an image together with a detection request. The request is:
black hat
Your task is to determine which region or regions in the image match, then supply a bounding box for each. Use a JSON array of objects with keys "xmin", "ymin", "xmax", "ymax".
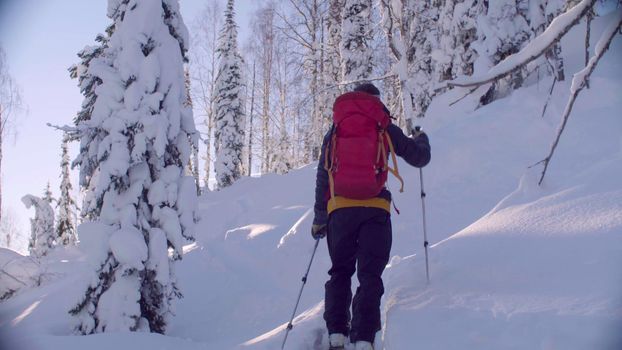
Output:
[{"xmin": 353, "ymin": 83, "xmax": 380, "ymax": 97}]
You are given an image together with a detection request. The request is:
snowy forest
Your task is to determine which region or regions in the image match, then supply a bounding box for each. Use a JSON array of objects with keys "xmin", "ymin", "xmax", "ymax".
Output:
[{"xmin": 0, "ymin": 0, "xmax": 621, "ymax": 349}]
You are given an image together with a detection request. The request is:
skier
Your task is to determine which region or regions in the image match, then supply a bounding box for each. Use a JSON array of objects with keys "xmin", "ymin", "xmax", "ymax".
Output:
[{"xmin": 312, "ymin": 83, "xmax": 431, "ymax": 350}]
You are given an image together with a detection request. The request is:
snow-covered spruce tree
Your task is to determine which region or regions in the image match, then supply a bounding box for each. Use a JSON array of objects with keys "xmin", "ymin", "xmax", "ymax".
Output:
[
  {"xmin": 407, "ymin": 1, "xmax": 439, "ymax": 120},
  {"xmin": 437, "ymin": 0, "xmax": 480, "ymax": 81},
  {"xmin": 473, "ymin": 0, "xmax": 532, "ymax": 105},
  {"xmin": 56, "ymin": 134, "xmax": 77, "ymax": 246},
  {"xmin": 214, "ymin": 0, "xmax": 246, "ymax": 189},
  {"xmin": 341, "ymin": 0, "xmax": 374, "ymax": 82},
  {"xmin": 69, "ymin": 29, "xmax": 111, "ymax": 221},
  {"xmin": 22, "ymin": 195, "xmax": 55, "ymax": 258},
  {"xmin": 69, "ymin": 0, "xmax": 198, "ymax": 334},
  {"xmin": 42, "ymin": 181, "xmax": 55, "ymax": 205}
]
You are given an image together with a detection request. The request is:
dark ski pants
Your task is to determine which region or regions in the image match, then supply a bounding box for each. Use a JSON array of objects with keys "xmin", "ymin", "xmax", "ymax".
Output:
[{"xmin": 324, "ymin": 207, "xmax": 392, "ymax": 343}]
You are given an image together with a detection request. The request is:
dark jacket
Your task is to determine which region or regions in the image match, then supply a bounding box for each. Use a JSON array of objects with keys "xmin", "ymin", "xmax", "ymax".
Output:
[{"xmin": 313, "ymin": 123, "xmax": 431, "ymax": 226}]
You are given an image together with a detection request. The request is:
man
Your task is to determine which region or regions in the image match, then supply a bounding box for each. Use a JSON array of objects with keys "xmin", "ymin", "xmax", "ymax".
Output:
[{"xmin": 312, "ymin": 83, "xmax": 431, "ymax": 350}]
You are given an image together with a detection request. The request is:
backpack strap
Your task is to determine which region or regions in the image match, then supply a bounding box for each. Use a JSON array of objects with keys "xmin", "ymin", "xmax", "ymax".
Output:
[
  {"xmin": 376, "ymin": 127, "xmax": 392, "ymax": 172},
  {"xmin": 379, "ymin": 131, "xmax": 388, "ymax": 171},
  {"xmin": 324, "ymin": 129, "xmax": 338, "ymax": 202},
  {"xmin": 384, "ymin": 131, "xmax": 404, "ymax": 193}
]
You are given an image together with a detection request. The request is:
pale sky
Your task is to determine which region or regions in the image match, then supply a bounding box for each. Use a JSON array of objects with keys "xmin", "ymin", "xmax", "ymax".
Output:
[{"xmin": 0, "ymin": 0, "xmax": 258, "ymax": 252}]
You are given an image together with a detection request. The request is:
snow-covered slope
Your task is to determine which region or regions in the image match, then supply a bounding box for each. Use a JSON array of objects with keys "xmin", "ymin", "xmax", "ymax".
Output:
[{"xmin": 1, "ymin": 11, "xmax": 621, "ymax": 350}]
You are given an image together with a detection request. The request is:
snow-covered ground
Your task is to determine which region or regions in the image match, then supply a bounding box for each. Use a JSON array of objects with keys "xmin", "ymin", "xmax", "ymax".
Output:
[{"xmin": 1, "ymin": 12, "xmax": 621, "ymax": 350}]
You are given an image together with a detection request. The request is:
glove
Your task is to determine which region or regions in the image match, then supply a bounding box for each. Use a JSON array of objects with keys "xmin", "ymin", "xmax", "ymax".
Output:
[
  {"xmin": 311, "ymin": 224, "xmax": 327, "ymax": 240},
  {"xmin": 413, "ymin": 131, "xmax": 428, "ymax": 145},
  {"xmin": 411, "ymin": 126, "xmax": 425, "ymax": 139}
]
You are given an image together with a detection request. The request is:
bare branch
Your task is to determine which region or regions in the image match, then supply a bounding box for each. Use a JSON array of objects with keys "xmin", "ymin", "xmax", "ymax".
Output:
[
  {"xmin": 538, "ymin": 11, "xmax": 621, "ymax": 186},
  {"xmin": 275, "ymin": 10, "xmax": 313, "ymax": 49},
  {"xmin": 540, "ymin": 75, "xmax": 557, "ymax": 118},
  {"xmin": 288, "ymin": 0, "xmax": 312, "ymax": 32},
  {"xmin": 0, "ymin": 268, "xmax": 28, "ymax": 287},
  {"xmin": 449, "ymin": 86, "xmax": 485, "ymax": 107},
  {"xmin": 1, "ymin": 47, "xmax": 24, "ymax": 136}
]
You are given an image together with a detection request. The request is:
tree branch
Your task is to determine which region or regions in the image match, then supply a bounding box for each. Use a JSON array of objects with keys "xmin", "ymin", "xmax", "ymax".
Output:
[
  {"xmin": 448, "ymin": 86, "xmax": 485, "ymax": 107},
  {"xmin": 537, "ymin": 10, "xmax": 621, "ymax": 186},
  {"xmin": 0, "ymin": 268, "xmax": 28, "ymax": 287},
  {"xmin": 540, "ymin": 75, "xmax": 557, "ymax": 118},
  {"xmin": 442, "ymin": 0, "xmax": 596, "ymax": 91}
]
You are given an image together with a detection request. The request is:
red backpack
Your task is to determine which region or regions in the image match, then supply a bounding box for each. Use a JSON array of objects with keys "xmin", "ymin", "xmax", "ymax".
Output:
[{"xmin": 324, "ymin": 92, "xmax": 404, "ymax": 200}]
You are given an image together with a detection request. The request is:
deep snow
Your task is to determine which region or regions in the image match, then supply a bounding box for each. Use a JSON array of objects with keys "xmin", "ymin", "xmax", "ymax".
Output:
[{"xmin": 1, "ymin": 10, "xmax": 621, "ymax": 350}]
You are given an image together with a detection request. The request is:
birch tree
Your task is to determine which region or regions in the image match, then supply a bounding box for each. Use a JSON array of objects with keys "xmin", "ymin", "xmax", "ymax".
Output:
[
  {"xmin": 278, "ymin": 0, "xmax": 328, "ymax": 161},
  {"xmin": 322, "ymin": 0, "xmax": 345, "ymax": 128},
  {"xmin": 251, "ymin": 4, "xmax": 277, "ymax": 174},
  {"xmin": 189, "ymin": 0, "xmax": 223, "ymax": 190},
  {"xmin": 184, "ymin": 68, "xmax": 201, "ymax": 194},
  {"xmin": 380, "ymin": 0, "xmax": 440, "ymax": 125},
  {"xmin": 0, "ymin": 46, "xmax": 23, "ymax": 224}
]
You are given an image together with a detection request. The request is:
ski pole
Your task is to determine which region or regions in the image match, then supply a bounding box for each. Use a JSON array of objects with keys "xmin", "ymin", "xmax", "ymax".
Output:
[
  {"xmin": 415, "ymin": 126, "xmax": 431, "ymax": 284},
  {"xmin": 281, "ymin": 237, "xmax": 321, "ymax": 350}
]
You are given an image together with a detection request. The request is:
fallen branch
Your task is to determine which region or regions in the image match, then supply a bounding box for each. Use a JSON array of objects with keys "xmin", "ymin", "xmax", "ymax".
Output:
[
  {"xmin": 0, "ymin": 268, "xmax": 28, "ymax": 286},
  {"xmin": 449, "ymin": 86, "xmax": 483, "ymax": 107},
  {"xmin": 537, "ymin": 10, "xmax": 622, "ymax": 185}
]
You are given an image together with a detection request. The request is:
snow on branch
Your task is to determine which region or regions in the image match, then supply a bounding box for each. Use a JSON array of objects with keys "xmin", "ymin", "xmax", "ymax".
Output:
[
  {"xmin": 46, "ymin": 122, "xmax": 82, "ymax": 142},
  {"xmin": 336, "ymin": 73, "xmax": 397, "ymax": 87},
  {"xmin": 536, "ymin": 9, "xmax": 622, "ymax": 186},
  {"xmin": 296, "ymin": 73, "xmax": 397, "ymax": 110},
  {"xmin": 443, "ymin": 0, "xmax": 597, "ymax": 89}
]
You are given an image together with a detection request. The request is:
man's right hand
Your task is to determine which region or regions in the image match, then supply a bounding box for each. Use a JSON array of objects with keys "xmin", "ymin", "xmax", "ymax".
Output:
[
  {"xmin": 311, "ymin": 224, "xmax": 327, "ymax": 240},
  {"xmin": 411, "ymin": 125, "xmax": 425, "ymax": 139}
]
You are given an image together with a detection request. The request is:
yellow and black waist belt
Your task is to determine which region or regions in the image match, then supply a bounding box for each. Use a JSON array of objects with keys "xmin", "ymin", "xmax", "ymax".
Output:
[{"xmin": 327, "ymin": 196, "xmax": 391, "ymax": 215}]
